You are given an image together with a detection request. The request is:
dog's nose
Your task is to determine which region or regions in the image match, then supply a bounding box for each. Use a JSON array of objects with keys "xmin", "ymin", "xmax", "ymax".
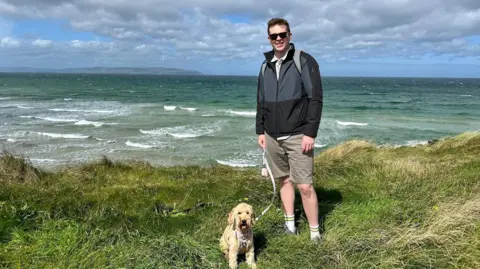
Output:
[{"xmin": 241, "ymin": 220, "xmax": 247, "ymax": 224}]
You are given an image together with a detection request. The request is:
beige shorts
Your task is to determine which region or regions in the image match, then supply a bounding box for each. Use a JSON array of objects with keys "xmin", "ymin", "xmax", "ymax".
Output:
[{"xmin": 264, "ymin": 133, "xmax": 314, "ymax": 184}]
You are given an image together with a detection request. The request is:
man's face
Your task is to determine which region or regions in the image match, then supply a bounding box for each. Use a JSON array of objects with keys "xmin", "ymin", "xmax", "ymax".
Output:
[{"xmin": 268, "ymin": 24, "xmax": 291, "ymax": 53}]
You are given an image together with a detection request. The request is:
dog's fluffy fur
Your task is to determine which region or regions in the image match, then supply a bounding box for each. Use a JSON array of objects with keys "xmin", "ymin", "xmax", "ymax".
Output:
[{"xmin": 219, "ymin": 203, "xmax": 257, "ymax": 269}]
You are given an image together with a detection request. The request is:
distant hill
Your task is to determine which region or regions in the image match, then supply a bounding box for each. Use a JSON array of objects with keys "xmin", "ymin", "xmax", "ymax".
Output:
[{"xmin": 0, "ymin": 67, "xmax": 202, "ymax": 75}]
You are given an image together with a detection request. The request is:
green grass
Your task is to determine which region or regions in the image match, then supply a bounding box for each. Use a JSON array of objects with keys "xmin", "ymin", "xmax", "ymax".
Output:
[{"xmin": 1, "ymin": 131, "xmax": 479, "ymax": 268}]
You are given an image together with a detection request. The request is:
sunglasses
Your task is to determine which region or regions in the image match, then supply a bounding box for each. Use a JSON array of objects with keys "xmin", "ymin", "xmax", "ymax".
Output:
[{"xmin": 269, "ymin": 32, "xmax": 289, "ymax": 40}]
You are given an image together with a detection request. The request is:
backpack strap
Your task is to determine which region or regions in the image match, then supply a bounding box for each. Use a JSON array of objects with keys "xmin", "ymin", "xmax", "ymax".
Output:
[
  {"xmin": 261, "ymin": 60, "xmax": 267, "ymax": 78},
  {"xmin": 261, "ymin": 49, "xmax": 302, "ymax": 78},
  {"xmin": 293, "ymin": 49, "xmax": 302, "ymax": 75}
]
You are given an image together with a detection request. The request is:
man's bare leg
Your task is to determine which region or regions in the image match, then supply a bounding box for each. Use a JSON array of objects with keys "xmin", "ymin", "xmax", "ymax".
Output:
[
  {"xmin": 279, "ymin": 176, "xmax": 296, "ymax": 233},
  {"xmin": 297, "ymin": 184, "xmax": 318, "ymax": 226},
  {"xmin": 297, "ymin": 184, "xmax": 320, "ymax": 239}
]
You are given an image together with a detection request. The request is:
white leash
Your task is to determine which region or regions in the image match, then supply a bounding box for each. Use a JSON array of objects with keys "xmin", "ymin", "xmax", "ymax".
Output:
[{"xmin": 255, "ymin": 148, "xmax": 277, "ymax": 222}]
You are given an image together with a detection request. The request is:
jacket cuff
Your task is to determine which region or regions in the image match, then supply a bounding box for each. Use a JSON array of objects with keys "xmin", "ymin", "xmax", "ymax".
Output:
[{"xmin": 303, "ymin": 124, "xmax": 318, "ymax": 138}]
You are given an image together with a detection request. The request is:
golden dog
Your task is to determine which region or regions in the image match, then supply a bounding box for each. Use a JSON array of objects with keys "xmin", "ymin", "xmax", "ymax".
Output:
[{"xmin": 219, "ymin": 203, "xmax": 257, "ymax": 269}]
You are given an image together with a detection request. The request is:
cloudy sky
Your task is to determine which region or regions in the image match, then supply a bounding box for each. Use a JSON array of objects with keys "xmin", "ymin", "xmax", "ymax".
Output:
[{"xmin": 0, "ymin": 0, "xmax": 479, "ymax": 77}]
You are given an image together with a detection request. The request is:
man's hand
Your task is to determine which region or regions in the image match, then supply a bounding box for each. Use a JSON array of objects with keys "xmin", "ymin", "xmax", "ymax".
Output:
[
  {"xmin": 301, "ymin": 135, "xmax": 315, "ymax": 153},
  {"xmin": 258, "ymin": 134, "xmax": 266, "ymax": 148}
]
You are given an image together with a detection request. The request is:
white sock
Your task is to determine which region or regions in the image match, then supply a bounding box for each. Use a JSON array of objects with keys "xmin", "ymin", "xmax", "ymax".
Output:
[
  {"xmin": 284, "ymin": 214, "xmax": 295, "ymax": 232},
  {"xmin": 310, "ymin": 225, "xmax": 320, "ymax": 239}
]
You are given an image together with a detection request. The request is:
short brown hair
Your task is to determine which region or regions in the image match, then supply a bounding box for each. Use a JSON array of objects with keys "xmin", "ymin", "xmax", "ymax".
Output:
[{"xmin": 267, "ymin": 18, "xmax": 290, "ymax": 34}]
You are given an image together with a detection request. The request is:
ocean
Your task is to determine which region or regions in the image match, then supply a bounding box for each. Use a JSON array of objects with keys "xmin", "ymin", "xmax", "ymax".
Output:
[{"xmin": 0, "ymin": 73, "xmax": 479, "ymax": 170}]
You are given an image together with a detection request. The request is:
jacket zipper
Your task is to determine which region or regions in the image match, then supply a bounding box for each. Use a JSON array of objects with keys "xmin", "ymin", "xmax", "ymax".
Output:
[{"xmin": 275, "ymin": 63, "xmax": 279, "ymax": 137}]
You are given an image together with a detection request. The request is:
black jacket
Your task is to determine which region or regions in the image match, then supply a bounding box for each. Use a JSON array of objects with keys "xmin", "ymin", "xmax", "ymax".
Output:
[{"xmin": 256, "ymin": 44, "xmax": 323, "ymax": 138}]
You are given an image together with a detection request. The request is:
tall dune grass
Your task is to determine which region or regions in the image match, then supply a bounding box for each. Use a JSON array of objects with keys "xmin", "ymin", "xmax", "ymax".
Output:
[{"xmin": 1, "ymin": 132, "xmax": 479, "ymax": 268}]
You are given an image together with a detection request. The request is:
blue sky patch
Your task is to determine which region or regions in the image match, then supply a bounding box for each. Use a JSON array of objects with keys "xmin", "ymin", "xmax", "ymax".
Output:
[
  {"xmin": 12, "ymin": 19, "xmax": 110, "ymax": 41},
  {"xmin": 221, "ymin": 14, "xmax": 252, "ymax": 24},
  {"xmin": 465, "ymin": 35, "xmax": 480, "ymax": 44}
]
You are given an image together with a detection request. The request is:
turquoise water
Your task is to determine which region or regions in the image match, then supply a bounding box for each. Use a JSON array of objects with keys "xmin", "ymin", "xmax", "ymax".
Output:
[{"xmin": 1, "ymin": 73, "xmax": 479, "ymax": 170}]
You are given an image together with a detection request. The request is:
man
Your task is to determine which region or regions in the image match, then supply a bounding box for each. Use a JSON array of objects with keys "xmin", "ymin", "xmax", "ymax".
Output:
[{"xmin": 256, "ymin": 18, "xmax": 323, "ymax": 241}]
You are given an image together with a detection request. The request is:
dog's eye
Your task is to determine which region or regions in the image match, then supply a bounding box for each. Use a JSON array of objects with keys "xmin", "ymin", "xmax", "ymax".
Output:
[
  {"xmin": 246, "ymin": 211, "xmax": 250, "ymax": 214},
  {"xmin": 238, "ymin": 212, "xmax": 241, "ymax": 215}
]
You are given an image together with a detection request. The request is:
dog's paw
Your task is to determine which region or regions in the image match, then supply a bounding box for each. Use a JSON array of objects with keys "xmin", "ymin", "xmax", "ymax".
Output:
[{"xmin": 229, "ymin": 261, "xmax": 238, "ymax": 269}]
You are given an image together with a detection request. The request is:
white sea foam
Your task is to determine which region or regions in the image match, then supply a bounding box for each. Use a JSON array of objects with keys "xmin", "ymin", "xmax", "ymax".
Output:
[
  {"xmin": 170, "ymin": 133, "xmax": 202, "ymax": 138},
  {"xmin": 314, "ymin": 143, "xmax": 327, "ymax": 148},
  {"xmin": 199, "ymin": 110, "xmax": 255, "ymax": 117},
  {"xmin": 21, "ymin": 115, "xmax": 80, "ymax": 122},
  {"xmin": 139, "ymin": 129, "xmax": 156, "ymax": 135},
  {"xmin": 140, "ymin": 123, "xmax": 222, "ymax": 139},
  {"xmin": 405, "ymin": 140, "xmax": 429, "ymax": 147},
  {"xmin": 95, "ymin": 138, "xmax": 117, "ymax": 144},
  {"xmin": 0, "ymin": 97, "xmax": 11, "ymax": 100},
  {"xmin": 227, "ymin": 110, "xmax": 256, "ymax": 117},
  {"xmin": 216, "ymin": 159, "xmax": 257, "ymax": 167},
  {"xmin": 7, "ymin": 138, "xmax": 17, "ymax": 142},
  {"xmin": 17, "ymin": 105, "xmax": 32, "ymax": 109},
  {"xmin": 74, "ymin": 120, "xmax": 105, "ymax": 127},
  {"xmin": 50, "ymin": 101, "xmax": 132, "ymax": 117},
  {"xmin": 380, "ymin": 140, "xmax": 430, "ymax": 148},
  {"xmin": 35, "ymin": 132, "xmax": 90, "ymax": 139},
  {"xmin": 0, "ymin": 104, "xmax": 14, "ymax": 108},
  {"xmin": 37, "ymin": 117, "xmax": 79, "ymax": 123},
  {"xmin": 180, "ymin": 107, "xmax": 197, "ymax": 111},
  {"xmin": 30, "ymin": 158, "xmax": 60, "ymax": 163},
  {"xmin": 164, "ymin": 106, "xmax": 177, "ymax": 111},
  {"xmin": 49, "ymin": 108, "xmax": 114, "ymax": 113},
  {"xmin": 461, "ymin": 94, "xmax": 472, "ymax": 97},
  {"xmin": 336, "ymin": 120, "xmax": 369, "ymax": 126},
  {"xmin": 5, "ymin": 131, "xmax": 27, "ymax": 138},
  {"xmin": 49, "ymin": 108, "xmax": 81, "ymax": 112},
  {"xmin": 125, "ymin": 141, "xmax": 156, "ymax": 149},
  {"xmin": 91, "ymin": 109, "xmax": 114, "ymax": 113},
  {"xmin": 64, "ymin": 98, "xmax": 73, "ymax": 101}
]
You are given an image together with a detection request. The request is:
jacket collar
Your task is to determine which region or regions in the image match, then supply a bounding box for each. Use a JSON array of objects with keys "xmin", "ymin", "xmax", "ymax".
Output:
[{"xmin": 264, "ymin": 43, "xmax": 296, "ymax": 62}]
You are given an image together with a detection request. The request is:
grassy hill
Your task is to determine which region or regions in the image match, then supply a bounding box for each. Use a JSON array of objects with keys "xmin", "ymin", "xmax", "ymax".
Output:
[{"xmin": 1, "ymin": 132, "xmax": 479, "ymax": 268}]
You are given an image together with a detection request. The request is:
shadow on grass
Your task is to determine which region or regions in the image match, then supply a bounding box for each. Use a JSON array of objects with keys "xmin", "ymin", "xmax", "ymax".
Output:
[
  {"xmin": 294, "ymin": 187, "xmax": 343, "ymax": 234},
  {"xmin": 253, "ymin": 231, "xmax": 267, "ymax": 258}
]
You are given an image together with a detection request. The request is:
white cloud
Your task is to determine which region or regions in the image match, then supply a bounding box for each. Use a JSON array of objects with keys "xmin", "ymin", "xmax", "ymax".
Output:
[
  {"xmin": 69, "ymin": 40, "xmax": 100, "ymax": 48},
  {"xmin": 0, "ymin": 0, "xmax": 479, "ymax": 74},
  {"xmin": 134, "ymin": 44, "xmax": 148, "ymax": 51},
  {"xmin": 0, "ymin": 36, "xmax": 20, "ymax": 47},
  {"xmin": 344, "ymin": 41, "xmax": 383, "ymax": 49},
  {"xmin": 32, "ymin": 39, "xmax": 53, "ymax": 48}
]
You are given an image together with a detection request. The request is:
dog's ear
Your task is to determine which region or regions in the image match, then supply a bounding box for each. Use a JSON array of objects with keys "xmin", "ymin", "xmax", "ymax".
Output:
[
  {"xmin": 228, "ymin": 210, "xmax": 234, "ymax": 225},
  {"xmin": 233, "ymin": 211, "xmax": 237, "ymax": 230},
  {"xmin": 251, "ymin": 210, "xmax": 256, "ymax": 226}
]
